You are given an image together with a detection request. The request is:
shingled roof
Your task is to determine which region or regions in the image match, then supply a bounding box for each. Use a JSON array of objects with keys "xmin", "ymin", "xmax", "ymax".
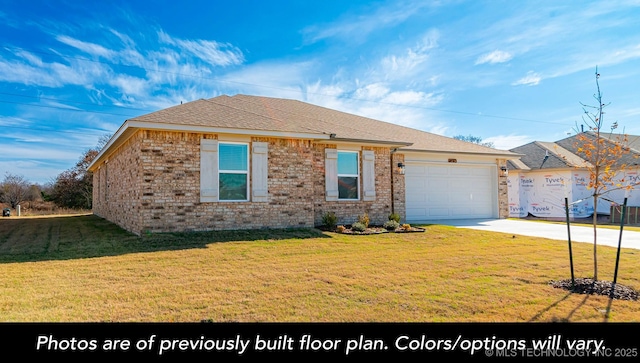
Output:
[
  {"xmin": 131, "ymin": 94, "xmax": 518, "ymax": 155},
  {"xmin": 90, "ymin": 94, "xmax": 520, "ymax": 171},
  {"xmin": 508, "ymin": 141, "xmax": 590, "ymax": 170},
  {"xmin": 508, "ymin": 131, "xmax": 640, "ymax": 170}
]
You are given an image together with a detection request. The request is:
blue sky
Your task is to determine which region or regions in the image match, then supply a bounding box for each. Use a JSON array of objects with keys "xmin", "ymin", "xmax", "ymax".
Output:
[{"xmin": 2, "ymin": 0, "xmax": 640, "ymax": 184}]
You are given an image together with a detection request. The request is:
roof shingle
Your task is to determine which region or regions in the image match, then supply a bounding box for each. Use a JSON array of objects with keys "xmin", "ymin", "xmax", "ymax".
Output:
[{"xmin": 130, "ymin": 94, "xmax": 518, "ymax": 156}]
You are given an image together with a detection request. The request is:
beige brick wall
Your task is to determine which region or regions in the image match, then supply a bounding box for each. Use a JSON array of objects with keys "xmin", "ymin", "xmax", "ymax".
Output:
[
  {"xmin": 497, "ymin": 158, "xmax": 509, "ymax": 219},
  {"xmin": 93, "ymin": 130, "xmax": 404, "ymax": 234},
  {"xmin": 311, "ymin": 144, "xmax": 393, "ymax": 227},
  {"xmin": 92, "ymin": 133, "xmax": 143, "ymax": 234},
  {"xmin": 95, "ymin": 131, "xmax": 325, "ymax": 234},
  {"xmin": 138, "ymin": 132, "xmax": 320, "ymax": 233},
  {"xmin": 93, "ymin": 129, "xmax": 511, "ymax": 233},
  {"xmin": 391, "ymin": 152, "xmax": 406, "ymax": 223}
]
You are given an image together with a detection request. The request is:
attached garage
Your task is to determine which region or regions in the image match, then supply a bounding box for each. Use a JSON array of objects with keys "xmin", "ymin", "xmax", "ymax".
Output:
[{"xmin": 404, "ymin": 161, "xmax": 498, "ymax": 221}]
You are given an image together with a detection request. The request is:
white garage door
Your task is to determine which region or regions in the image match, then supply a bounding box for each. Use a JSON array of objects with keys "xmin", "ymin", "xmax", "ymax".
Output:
[{"xmin": 405, "ymin": 163, "xmax": 497, "ymax": 221}]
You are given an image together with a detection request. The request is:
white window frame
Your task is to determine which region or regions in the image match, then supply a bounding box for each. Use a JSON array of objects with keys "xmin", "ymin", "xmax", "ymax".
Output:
[
  {"xmin": 337, "ymin": 150, "xmax": 360, "ymax": 201},
  {"xmin": 218, "ymin": 142, "xmax": 249, "ymax": 202}
]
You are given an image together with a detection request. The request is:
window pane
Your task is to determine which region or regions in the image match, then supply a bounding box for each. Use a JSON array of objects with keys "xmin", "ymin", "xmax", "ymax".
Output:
[
  {"xmin": 219, "ymin": 144, "xmax": 248, "ymax": 171},
  {"xmin": 337, "ymin": 152, "xmax": 358, "ymax": 175},
  {"xmin": 338, "ymin": 176, "xmax": 358, "ymax": 199},
  {"xmin": 219, "ymin": 173, "xmax": 248, "ymax": 200}
]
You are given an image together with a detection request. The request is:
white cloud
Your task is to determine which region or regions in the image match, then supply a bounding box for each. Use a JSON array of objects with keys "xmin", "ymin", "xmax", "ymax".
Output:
[
  {"xmin": 0, "ymin": 160, "xmax": 63, "ymax": 184},
  {"xmin": 0, "ymin": 28, "xmax": 247, "ymax": 110},
  {"xmin": 108, "ymin": 75, "xmax": 149, "ymax": 98},
  {"xmin": 219, "ymin": 60, "xmax": 317, "ymax": 98},
  {"xmin": 0, "ymin": 57, "xmax": 64, "ymax": 87},
  {"xmin": 1, "ymin": 145, "xmax": 81, "ymax": 161},
  {"xmin": 301, "ymin": 81, "xmax": 447, "ymax": 131},
  {"xmin": 301, "ymin": 1, "xmax": 432, "ymax": 44},
  {"xmin": 427, "ymin": 123, "xmax": 449, "ymax": 136},
  {"xmin": 380, "ymin": 29, "xmax": 439, "ymax": 80},
  {"xmin": 0, "ymin": 116, "xmax": 33, "ymax": 127},
  {"xmin": 483, "ymin": 134, "xmax": 533, "ymax": 150},
  {"xmin": 475, "ymin": 50, "xmax": 513, "ymax": 65},
  {"xmin": 383, "ymin": 90, "xmax": 442, "ymax": 106},
  {"xmin": 158, "ymin": 30, "xmax": 244, "ymax": 67},
  {"xmin": 109, "ymin": 29, "xmax": 137, "ymax": 49},
  {"xmin": 354, "ymin": 83, "xmax": 389, "ymax": 100},
  {"xmin": 0, "ymin": 49, "xmax": 110, "ymax": 88},
  {"xmin": 512, "ymin": 71, "xmax": 541, "ymax": 86},
  {"xmin": 56, "ymin": 35, "xmax": 115, "ymax": 59}
]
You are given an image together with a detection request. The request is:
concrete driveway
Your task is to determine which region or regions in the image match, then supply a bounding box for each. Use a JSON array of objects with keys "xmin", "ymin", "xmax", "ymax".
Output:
[{"xmin": 419, "ymin": 218, "xmax": 640, "ymax": 251}]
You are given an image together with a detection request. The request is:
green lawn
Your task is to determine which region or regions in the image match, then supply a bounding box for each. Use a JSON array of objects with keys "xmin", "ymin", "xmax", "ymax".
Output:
[{"xmin": 0, "ymin": 214, "xmax": 638, "ymax": 322}]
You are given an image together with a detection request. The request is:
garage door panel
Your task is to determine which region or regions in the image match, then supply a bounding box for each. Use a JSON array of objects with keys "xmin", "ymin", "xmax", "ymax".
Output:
[
  {"xmin": 409, "ymin": 164, "xmax": 427, "ymax": 173},
  {"xmin": 405, "ymin": 177, "xmax": 426, "ymax": 189},
  {"xmin": 450, "ymin": 207, "xmax": 472, "ymax": 217},
  {"xmin": 472, "ymin": 193, "xmax": 492, "ymax": 203},
  {"xmin": 405, "ymin": 162, "xmax": 496, "ymax": 221},
  {"xmin": 427, "ymin": 194, "xmax": 449, "ymax": 204},
  {"xmin": 450, "ymin": 180, "xmax": 471, "ymax": 190},
  {"xmin": 450, "ymin": 167, "xmax": 471, "ymax": 176},
  {"xmin": 406, "ymin": 208, "xmax": 427, "ymax": 218},
  {"xmin": 427, "ymin": 166, "xmax": 449, "ymax": 175},
  {"xmin": 450, "ymin": 193, "xmax": 470, "ymax": 204},
  {"xmin": 427, "ymin": 179, "xmax": 449, "ymax": 190},
  {"xmin": 471, "ymin": 167, "xmax": 492, "ymax": 177},
  {"xmin": 405, "ymin": 194, "xmax": 428, "ymax": 209}
]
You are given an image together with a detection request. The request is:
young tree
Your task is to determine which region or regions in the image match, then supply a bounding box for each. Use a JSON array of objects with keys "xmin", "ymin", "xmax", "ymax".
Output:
[
  {"xmin": 569, "ymin": 68, "xmax": 639, "ymax": 281},
  {"xmin": 0, "ymin": 173, "xmax": 30, "ymax": 209}
]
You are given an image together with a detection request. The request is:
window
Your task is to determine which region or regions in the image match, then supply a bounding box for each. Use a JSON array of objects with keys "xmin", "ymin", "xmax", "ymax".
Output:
[
  {"xmin": 337, "ymin": 151, "xmax": 359, "ymax": 200},
  {"xmin": 219, "ymin": 143, "xmax": 248, "ymax": 201}
]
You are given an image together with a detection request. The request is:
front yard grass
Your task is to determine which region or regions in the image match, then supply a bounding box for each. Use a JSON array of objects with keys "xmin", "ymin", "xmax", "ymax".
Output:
[{"xmin": 0, "ymin": 214, "xmax": 638, "ymax": 322}]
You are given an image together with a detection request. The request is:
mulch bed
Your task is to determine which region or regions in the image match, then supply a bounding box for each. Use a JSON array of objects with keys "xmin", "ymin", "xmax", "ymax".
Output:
[
  {"xmin": 550, "ymin": 278, "xmax": 639, "ymax": 301},
  {"xmin": 335, "ymin": 226, "xmax": 426, "ymax": 235},
  {"xmin": 392, "ymin": 227, "xmax": 426, "ymax": 233},
  {"xmin": 338, "ymin": 227, "xmax": 388, "ymax": 235}
]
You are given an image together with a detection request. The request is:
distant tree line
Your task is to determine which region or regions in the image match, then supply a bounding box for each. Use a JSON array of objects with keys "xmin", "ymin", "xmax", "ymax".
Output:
[
  {"xmin": 0, "ymin": 134, "xmax": 109, "ymax": 211},
  {"xmin": 453, "ymin": 134, "xmax": 495, "ymax": 148}
]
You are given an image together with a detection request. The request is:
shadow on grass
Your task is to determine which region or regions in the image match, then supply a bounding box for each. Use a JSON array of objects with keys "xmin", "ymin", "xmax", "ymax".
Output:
[
  {"xmin": 528, "ymin": 292, "xmax": 574, "ymax": 322},
  {"xmin": 528, "ymin": 291, "xmax": 593, "ymax": 322},
  {"xmin": 0, "ymin": 214, "xmax": 330, "ymax": 264}
]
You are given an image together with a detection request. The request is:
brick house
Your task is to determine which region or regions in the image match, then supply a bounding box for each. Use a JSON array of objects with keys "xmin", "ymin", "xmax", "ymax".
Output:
[{"xmin": 88, "ymin": 94, "xmax": 520, "ymax": 235}]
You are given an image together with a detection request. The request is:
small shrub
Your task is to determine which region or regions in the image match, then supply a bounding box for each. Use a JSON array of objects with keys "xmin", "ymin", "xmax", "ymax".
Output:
[
  {"xmin": 357, "ymin": 213, "xmax": 370, "ymax": 228},
  {"xmin": 388, "ymin": 213, "xmax": 400, "ymax": 223},
  {"xmin": 351, "ymin": 222, "xmax": 367, "ymax": 232},
  {"xmin": 322, "ymin": 211, "xmax": 338, "ymax": 230},
  {"xmin": 336, "ymin": 225, "xmax": 346, "ymax": 233},
  {"xmin": 402, "ymin": 223, "xmax": 412, "ymax": 231},
  {"xmin": 383, "ymin": 220, "xmax": 400, "ymax": 231}
]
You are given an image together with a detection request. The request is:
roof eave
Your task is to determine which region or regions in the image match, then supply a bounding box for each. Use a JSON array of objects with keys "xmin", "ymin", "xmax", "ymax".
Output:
[
  {"xmin": 398, "ymin": 148, "xmax": 523, "ymax": 159},
  {"xmin": 88, "ymin": 120, "xmax": 332, "ymax": 171},
  {"xmin": 326, "ymin": 137, "xmax": 413, "ymax": 148}
]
